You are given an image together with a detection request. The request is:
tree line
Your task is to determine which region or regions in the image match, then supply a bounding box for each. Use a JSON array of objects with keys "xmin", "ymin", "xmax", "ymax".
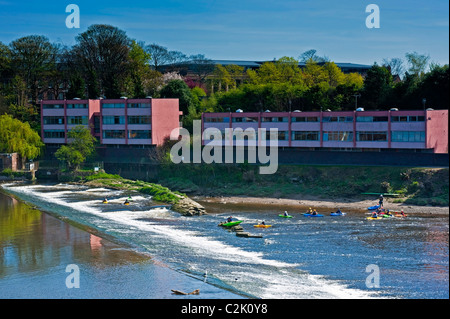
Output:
[{"xmin": 0, "ymin": 23, "xmax": 448, "ymax": 141}]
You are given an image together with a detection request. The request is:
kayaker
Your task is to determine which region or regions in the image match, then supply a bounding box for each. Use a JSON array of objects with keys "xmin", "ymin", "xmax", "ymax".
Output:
[
  {"xmin": 312, "ymin": 209, "xmax": 318, "ymax": 216},
  {"xmin": 124, "ymin": 199, "xmax": 130, "ymax": 205},
  {"xmin": 336, "ymin": 208, "xmax": 342, "ymax": 215},
  {"xmin": 103, "ymin": 197, "xmax": 107, "ymax": 202},
  {"xmin": 261, "ymin": 221, "xmax": 266, "ymax": 225},
  {"xmin": 372, "ymin": 211, "xmax": 378, "ymax": 218},
  {"xmin": 227, "ymin": 216, "xmax": 233, "ymax": 223},
  {"xmin": 379, "ymin": 195, "xmax": 384, "ymax": 207},
  {"xmin": 283, "ymin": 211, "xmax": 289, "ymax": 216},
  {"xmin": 400, "ymin": 210, "xmax": 406, "ymax": 217}
]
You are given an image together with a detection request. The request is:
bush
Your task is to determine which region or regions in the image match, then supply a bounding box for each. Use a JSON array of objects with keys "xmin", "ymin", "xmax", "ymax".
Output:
[
  {"xmin": 407, "ymin": 181, "xmax": 420, "ymax": 193},
  {"xmin": 139, "ymin": 184, "xmax": 183, "ymax": 204},
  {"xmin": 84, "ymin": 172, "xmax": 122, "ymax": 181}
]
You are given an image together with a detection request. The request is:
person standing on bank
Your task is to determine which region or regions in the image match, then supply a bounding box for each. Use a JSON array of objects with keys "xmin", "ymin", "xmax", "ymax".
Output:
[{"xmin": 379, "ymin": 195, "xmax": 384, "ymax": 208}]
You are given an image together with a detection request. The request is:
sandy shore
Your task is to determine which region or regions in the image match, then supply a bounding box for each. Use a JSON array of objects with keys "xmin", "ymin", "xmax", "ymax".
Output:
[{"xmin": 197, "ymin": 194, "xmax": 449, "ymax": 215}]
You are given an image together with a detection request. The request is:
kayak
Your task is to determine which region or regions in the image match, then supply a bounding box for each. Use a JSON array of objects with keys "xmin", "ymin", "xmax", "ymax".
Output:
[
  {"xmin": 382, "ymin": 214, "xmax": 394, "ymax": 218},
  {"xmin": 102, "ymin": 200, "xmax": 108, "ymax": 204},
  {"xmin": 303, "ymin": 213, "xmax": 324, "ymax": 217},
  {"xmin": 253, "ymin": 225, "xmax": 272, "ymax": 228},
  {"xmin": 278, "ymin": 214, "xmax": 293, "ymax": 218},
  {"xmin": 221, "ymin": 220, "xmax": 243, "ymax": 227},
  {"xmin": 395, "ymin": 214, "xmax": 408, "ymax": 218},
  {"xmin": 368, "ymin": 205, "xmax": 380, "ymax": 210},
  {"xmin": 330, "ymin": 212, "xmax": 346, "ymax": 216},
  {"xmin": 366, "ymin": 216, "xmax": 383, "ymax": 220},
  {"xmin": 124, "ymin": 202, "xmax": 130, "ymax": 206}
]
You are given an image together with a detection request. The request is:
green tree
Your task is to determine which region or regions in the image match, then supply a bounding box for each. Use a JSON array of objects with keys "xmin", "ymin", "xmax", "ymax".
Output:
[
  {"xmin": 302, "ymin": 60, "xmax": 329, "ymax": 88},
  {"xmin": 0, "ymin": 114, "xmax": 43, "ymax": 160},
  {"xmin": 55, "ymin": 125, "xmax": 96, "ymax": 170},
  {"xmin": 125, "ymin": 40, "xmax": 152, "ymax": 98},
  {"xmin": 72, "ymin": 24, "xmax": 131, "ymax": 98},
  {"xmin": 405, "ymin": 52, "xmax": 430, "ymax": 77},
  {"xmin": 9, "ymin": 35, "xmax": 58, "ymax": 103},
  {"xmin": 360, "ymin": 64, "xmax": 393, "ymax": 110},
  {"xmin": 159, "ymin": 79, "xmax": 193, "ymax": 115}
]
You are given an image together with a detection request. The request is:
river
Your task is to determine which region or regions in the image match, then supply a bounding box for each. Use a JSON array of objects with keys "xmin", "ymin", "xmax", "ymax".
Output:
[{"xmin": 1, "ymin": 182, "xmax": 448, "ymax": 299}]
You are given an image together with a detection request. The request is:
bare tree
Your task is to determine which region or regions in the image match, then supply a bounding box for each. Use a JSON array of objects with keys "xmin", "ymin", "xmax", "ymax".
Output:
[{"xmin": 382, "ymin": 57, "xmax": 405, "ymax": 78}]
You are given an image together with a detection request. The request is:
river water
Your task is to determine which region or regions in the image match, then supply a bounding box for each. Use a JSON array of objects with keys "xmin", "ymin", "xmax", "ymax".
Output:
[{"xmin": 1, "ymin": 182, "xmax": 448, "ymax": 299}]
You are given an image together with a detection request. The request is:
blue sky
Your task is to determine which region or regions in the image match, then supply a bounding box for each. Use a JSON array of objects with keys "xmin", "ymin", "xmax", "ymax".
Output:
[{"xmin": 0, "ymin": 0, "xmax": 448, "ymax": 65}]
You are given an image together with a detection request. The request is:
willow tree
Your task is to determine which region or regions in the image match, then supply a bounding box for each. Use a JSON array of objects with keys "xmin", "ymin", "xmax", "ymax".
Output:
[{"xmin": 0, "ymin": 114, "xmax": 44, "ymax": 161}]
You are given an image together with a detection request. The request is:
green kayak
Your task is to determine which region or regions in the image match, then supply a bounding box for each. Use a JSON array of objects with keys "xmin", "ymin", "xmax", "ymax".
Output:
[
  {"xmin": 220, "ymin": 220, "xmax": 243, "ymax": 227},
  {"xmin": 278, "ymin": 214, "xmax": 293, "ymax": 218}
]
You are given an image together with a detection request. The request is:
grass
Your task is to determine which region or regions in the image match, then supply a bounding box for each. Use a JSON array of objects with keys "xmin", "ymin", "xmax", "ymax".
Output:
[
  {"xmin": 157, "ymin": 164, "xmax": 449, "ymax": 206},
  {"xmin": 57, "ymin": 169, "xmax": 185, "ymax": 204}
]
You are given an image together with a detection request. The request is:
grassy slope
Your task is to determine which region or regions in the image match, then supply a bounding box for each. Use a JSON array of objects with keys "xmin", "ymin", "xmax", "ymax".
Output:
[{"xmin": 82, "ymin": 172, "xmax": 186, "ymax": 204}]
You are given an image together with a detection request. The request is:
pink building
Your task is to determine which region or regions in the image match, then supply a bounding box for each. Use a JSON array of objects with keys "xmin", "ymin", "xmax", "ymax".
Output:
[
  {"xmin": 202, "ymin": 109, "xmax": 448, "ymax": 153},
  {"xmin": 41, "ymin": 98, "xmax": 181, "ymax": 147}
]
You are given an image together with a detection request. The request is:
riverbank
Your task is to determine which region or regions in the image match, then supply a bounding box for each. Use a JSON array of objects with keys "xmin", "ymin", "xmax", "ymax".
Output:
[
  {"xmin": 158, "ymin": 165, "xmax": 449, "ymax": 208},
  {"xmin": 197, "ymin": 194, "xmax": 449, "ymax": 215}
]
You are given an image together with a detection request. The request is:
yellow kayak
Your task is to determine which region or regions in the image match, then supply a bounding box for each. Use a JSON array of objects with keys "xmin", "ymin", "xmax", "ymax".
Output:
[
  {"xmin": 102, "ymin": 200, "xmax": 108, "ymax": 204},
  {"xmin": 366, "ymin": 216, "xmax": 383, "ymax": 220},
  {"xmin": 124, "ymin": 202, "xmax": 130, "ymax": 206},
  {"xmin": 253, "ymin": 224, "xmax": 272, "ymax": 228}
]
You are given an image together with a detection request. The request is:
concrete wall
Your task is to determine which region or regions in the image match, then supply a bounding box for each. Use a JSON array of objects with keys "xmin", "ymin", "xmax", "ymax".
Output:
[
  {"xmin": 151, "ymin": 98, "xmax": 180, "ymax": 146},
  {"xmin": 426, "ymin": 109, "xmax": 448, "ymax": 153},
  {"xmin": 0, "ymin": 153, "xmax": 19, "ymax": 171}
]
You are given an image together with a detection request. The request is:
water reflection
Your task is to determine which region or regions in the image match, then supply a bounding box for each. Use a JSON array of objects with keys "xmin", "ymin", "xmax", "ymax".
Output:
[{"xmin": 0, "ymin": 191, "xmax": 151, "ymax": 278}]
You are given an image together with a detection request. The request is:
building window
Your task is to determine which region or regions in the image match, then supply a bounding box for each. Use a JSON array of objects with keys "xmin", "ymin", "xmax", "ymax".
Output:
[
  {"xmin": 291, "ymin": 131, "xmax": 320, "ymax": 141},
  {"xmin": 128, "ymin": 103, "xmax": 151, "ymax": 108},
  {"xmin": 291, "ymin": 117, "xmax": 319, "ymax": 122},
  {"xmin": 204, "ymin": 117, "xmax": 230, "ymax": 123},
  {"xmin": 67, "ymin": 103, "xmax": 87, "ymax": 109},
  {"xmin": 43, "ymin": 116, "xmax": 65, "ymax": 125},
  {"xmin": 102, "ymin": 116, "xmax": 125, "ymax": 125},
  {"xmin": 94, "ymin": 116, "xmax": 100, "ymax": 134},
  {"xmin": 43, "ymin": 104, "xmax": 64, "ymax": 109},
  {"xmin": 322, "ymin": 116, "xmax": 353, "ymax": 122},
  {"xmin": 261, "ymin": 117, "xmax": 288, "ymax": 122},
  {"xmin": 391, "ymin": 131, "xmax": 425, "ymax": 142},
  {"xmin": 356, "ymin": 116, "xmax": 388, "ymax": 122},
  {"xmin": 44, "ymin": 130, "xmax": 65, "ymax": 138},
  {"xmin": 232, "ymin": 130, "xmax": 258, "ymax": 140},
  {"xmin": 102, "ymin": 103, "xmax": 125, "ymax": 108},
  {"xmin": 391, "ymin": 115, "xmax": 425, "ymax": 122},
  {"xmin": 356, "ymin": 131, "xmax": 387, "ymax": 141},
  {"xmin": 67, "ymin": 116, "xmax": 88, "ymax": 125},
  {"xmin": 128, "ymin": 130, "xmax": 151, "ymax": 139},
  {"xmin": 232, "ymin": 117, "xmax": 258, "ymax": 123},
  {"xmin": 265, "ymin": 130, "xmax": 288, "ymax": 140},
  {"xmin": 103, "ymin": 130, "xmax": 126, "ymax": 139},
  {"xmin": 127, "ymin": 116, "xmax": 151, "ymax": 125},
  {"xmin": 323, "ymin": 131, "xmax": 353, "ymax": 142}
]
